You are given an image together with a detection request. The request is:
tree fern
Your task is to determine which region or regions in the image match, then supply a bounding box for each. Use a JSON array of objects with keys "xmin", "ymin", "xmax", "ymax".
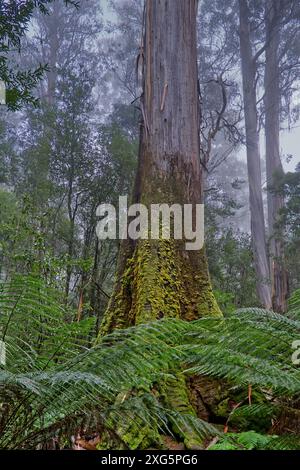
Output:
[
  {"xmin": 1, "ymin": 276, "xmax": 300, "ymax": 449},
  {"xmin": 209, "ymin": 431, "xmax": 300, "ymax": 450},
  {"xmin": 288, "ymin": 289, "xmax": 300, "ymax": 320}
]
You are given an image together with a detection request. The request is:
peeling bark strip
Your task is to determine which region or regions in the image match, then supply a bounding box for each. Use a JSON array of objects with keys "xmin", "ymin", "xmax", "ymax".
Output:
[
  {"xmin": 160, "ymin": 83, "xmax": 168, "ymax": 112},
  {"xmin": 238, "ymin": 0, "xmax": 272, "ymax": 309},
  {"xmin": 99, "ymin": 0, "xmax": 221, "ymax": 337}
]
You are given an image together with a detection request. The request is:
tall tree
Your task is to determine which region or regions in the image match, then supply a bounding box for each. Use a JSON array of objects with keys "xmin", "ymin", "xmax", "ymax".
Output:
[
  {"xmin": 263, "ymin": 0, "xmax": 300, "ymax": 311},
  {"xmin": 0, "ymin": 0, "xmax": 76, "ymax": 109},
  {"xmin": 264, "ymin": 0, "xmax": 289, "ymax": 312},
  {"xmin": 238, "ymin": 0, "xmax": 272, "ymax": 309},
  {"xmin": 29, "ymin": 0, "xmax": 101, "ymax": 104},
  {"xmin": 100, "ymin": 0, "xmax": 221, "ymax": 335}
]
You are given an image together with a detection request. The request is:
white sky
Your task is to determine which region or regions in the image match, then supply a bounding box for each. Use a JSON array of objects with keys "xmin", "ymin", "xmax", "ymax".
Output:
[{"xmin": 280, "ymin": 126, "xmax": 300, "ymax": 171}]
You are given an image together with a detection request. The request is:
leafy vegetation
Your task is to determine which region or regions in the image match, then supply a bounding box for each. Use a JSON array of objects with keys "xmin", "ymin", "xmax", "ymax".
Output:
[
  {"xmin": 0, "ymin": 275, "xmax": 300, "ymax": 449},
  {"xmin": 0, "ymin": 0, "xmax": 300, "ymax": 452}
]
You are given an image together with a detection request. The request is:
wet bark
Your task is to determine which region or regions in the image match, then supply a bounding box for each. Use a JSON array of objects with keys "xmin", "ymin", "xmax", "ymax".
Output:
[
  {"xmin": 264, "ymin": 0, "xmax": 288, "ymax": 312},
  {"xmin": 238, "ymin": 0, "xmax": 272, "ymax": 309},
  {"xmin": 100, "ymin": 0, "xmax": 220, "ymax": 336},
  {"xmin": 97, "ymin": 0, "xmax": 221, "ymax": 449}
]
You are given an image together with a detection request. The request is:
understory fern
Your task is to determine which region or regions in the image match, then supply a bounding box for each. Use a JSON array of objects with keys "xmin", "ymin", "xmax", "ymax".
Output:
[
  {"xmin": 209, "ymin": 431, "xmax": 300, "ymax": 450},
  {"xmin": 0, "ymin": 275, "xmax": 300, "ymax": 449}
]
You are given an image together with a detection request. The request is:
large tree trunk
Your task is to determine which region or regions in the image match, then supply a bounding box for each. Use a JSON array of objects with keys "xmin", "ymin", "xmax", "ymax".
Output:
[
  {"xmin": 100, "ymin": 0, "xmax": 221, "ymax": 336},
  {"xmin": 264, "ymin": 0, "xmax": 288, "ymax": 313},
  {"xmin": 238, "ymin": 0, "xmax": 272, "ymax": 309},
  {"xmin": 97, "ymin": 0, "xmax": 221, "ymax": 449}
]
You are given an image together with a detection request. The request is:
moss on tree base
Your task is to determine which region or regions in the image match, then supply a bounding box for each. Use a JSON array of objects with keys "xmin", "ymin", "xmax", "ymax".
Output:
[
  {"xmin": 100, "ymin": 238, "xmax": 221, "ymax": 336},
  {"xmin": 97, "ymin": 170, "xmax": 222, "ymax": 449}
]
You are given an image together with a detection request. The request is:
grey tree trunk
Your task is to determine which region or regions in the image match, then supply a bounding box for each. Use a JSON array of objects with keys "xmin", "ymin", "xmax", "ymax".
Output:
[
  {"xmin": 38, "ymin": 1, "xmax": 59, "ymax": 104},
  {"xmin": 47, "ymin": 11, "xmax": 59, "ymax": 106},
  {"xmin": 238, "ymin": 0, "xmax": 272, "ymax": 309},
  {"xmin": 264, "ymin": 0, "xmax": 288, "ymax": 312}
]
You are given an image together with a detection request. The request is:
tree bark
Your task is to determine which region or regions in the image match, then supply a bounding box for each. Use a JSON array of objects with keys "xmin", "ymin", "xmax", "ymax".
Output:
[
  {"xmin": 100, "ymin": 0, "xmax": 221, "ymax": 336},
  {"xmin": 97, "ymin": 0, "xmax": 222, "ymax": 449},
  {"xmin": 264, "ymin": 0, "xmax": 288, "ymax": 312},
  {"xmin": 238, "ymin": 0, "xmax": 272, "ymax": 309}
]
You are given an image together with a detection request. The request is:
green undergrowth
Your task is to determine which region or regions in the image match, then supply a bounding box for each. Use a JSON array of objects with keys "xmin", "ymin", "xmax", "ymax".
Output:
[{"xmin": 1, "ymin": 275, "xmax": 300, "ymax": 449}]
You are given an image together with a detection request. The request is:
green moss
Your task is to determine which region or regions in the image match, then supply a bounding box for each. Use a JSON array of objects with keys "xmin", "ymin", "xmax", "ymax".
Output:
[
  {"xmin": 193, "ymin": 253, "xmax": 222, "ymax": 318},
  {"xmin": 160, "ymin": 372, "xmax": 204, "ymax": 449},
  {"xmin": 99, "ymin": 237, "xmax": 221, "ymax": 337},
  {"xmin": 97, "ymin": 388, "xmax": 163, "ymax": 450},
  {"xmin": 97, "ymin": 414, "xmax": 162, "ymax": 450},
  {"xmin": 131, "ymin": 239, "xmax": 184, "ymax": 324},
  {"xmin": 214, "ymin": 397, "xmax": 231, "ymax": 418},
  {"xmin": 96, "ymin": 170, "xmax": 222, "ymax": 449}
]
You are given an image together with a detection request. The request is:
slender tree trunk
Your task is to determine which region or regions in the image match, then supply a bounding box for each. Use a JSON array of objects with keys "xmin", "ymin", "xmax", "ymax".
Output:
[
  {"xmin": 65, "ymin": 222, "xmax": 74, "ymax": 300},
  {"xmin": 47, "ymin": 2, "xmax": 59, "ymax": 105},
  {"xmin": 65, "ymin": 164, "xmax": 75, "ymax": 300},
  {"xmin": 100, "ymin": 0, "xmax": 220, "ymax": 336},
  {"xmin": 238, "ymin": 0, "xmax": 272, "ymax": 309},
  {"xmin": 264, "ymin": 0, "xmax": 288, "ymax": 312}
]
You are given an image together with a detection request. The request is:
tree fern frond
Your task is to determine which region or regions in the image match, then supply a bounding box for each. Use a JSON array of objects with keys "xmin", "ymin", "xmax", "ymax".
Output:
[
  {"xmin": 1, "ymin": 275, "xmax": 300, "ymax": 449},
  {"xmin": 228, "ymin": 403, "xmax": 280, "ymax": 422}
]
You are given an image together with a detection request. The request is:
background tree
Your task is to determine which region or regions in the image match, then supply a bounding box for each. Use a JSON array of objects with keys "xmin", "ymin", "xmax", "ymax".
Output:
[
  {"xmin": 238, "ymin": 0, "xmax": 272, "ymax": 308},
  {"xmin": 0, "ymin": 0, "xmax": 77, "ymax": 109},
  {"xmin": 263, "ymin": 0, "xmax": 300, "ymax": 312}
]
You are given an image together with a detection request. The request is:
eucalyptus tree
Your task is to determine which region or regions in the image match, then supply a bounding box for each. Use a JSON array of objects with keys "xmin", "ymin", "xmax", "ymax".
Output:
[
  {"xmin": 238, "ymin": 0, "xmax": 272, "ymax": 309},
  {"xmin": 27, "ymin": 0, "xmax": 102, "ymax": 104},
  {"xmin": 263, "ymin": 0, "xmax": 300, "ymax": 312},
  {"xmin": 100, "ymin": 0, "xmax": 221, "ymax": 338},
  {"xmin": 97, "ymin": 0, "xmax": 223, "ymax": 449},
  {"xmin": 200, "ymin": 0, "xmax": 299, "ymax": 310},
  {"xmin": 107, "ymin": 0, "xmax": 242, "ymax": 177}
]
